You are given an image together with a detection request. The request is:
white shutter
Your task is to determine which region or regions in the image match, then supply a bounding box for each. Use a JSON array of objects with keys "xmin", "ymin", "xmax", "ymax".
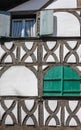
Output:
[
  {"xmin": 0, "ymin": 11, "xmax": 10, "ymax": 37},
  {"xmin": 40, "ymin": 10, "xmax": 53, "ymax": 36}
]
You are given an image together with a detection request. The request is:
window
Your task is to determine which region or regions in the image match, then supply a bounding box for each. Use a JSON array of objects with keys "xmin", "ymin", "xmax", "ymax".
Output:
[
  {"xmin": 43, "ymin": 66, "xmax": 81, "ymax": 96},
  {"xmin": 12, "ymin": 19, "xmax": 36, "ymax": 37}
]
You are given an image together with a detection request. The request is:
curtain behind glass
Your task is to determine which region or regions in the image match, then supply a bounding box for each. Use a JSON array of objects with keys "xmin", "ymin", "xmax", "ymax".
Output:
[
  {"xmin": 12, "ymin": 20, "xmax": 22, "ymax": 37},
  {"xmin": 25, "ymin": 20, "xmax": 35, "ymax": 37},
  {"xmin": 12, "ymin": 19, "xmax": 35, "ymax": 37}
]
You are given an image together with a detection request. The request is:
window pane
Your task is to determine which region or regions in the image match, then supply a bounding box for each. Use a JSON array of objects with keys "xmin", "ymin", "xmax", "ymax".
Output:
[
  {"xmin": 25, "ymin": 20, "xmax": 35, "ymax": 37},
  {"xmin": 12, "ymin": 19, "xmax": 35, "ymax": 37},
  {"xmin": 12, "ymin": 20, "xmax": 22, "ymax": 37}
]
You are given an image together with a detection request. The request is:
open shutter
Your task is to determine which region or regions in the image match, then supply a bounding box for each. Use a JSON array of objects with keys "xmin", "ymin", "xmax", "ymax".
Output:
[
  {"xmin": 40, "ymin": 10, "xmax": 53, "ymax": 36},
  {"xmin": 0, "ymin": 11, "xmax": 10, "ymax": 37}
]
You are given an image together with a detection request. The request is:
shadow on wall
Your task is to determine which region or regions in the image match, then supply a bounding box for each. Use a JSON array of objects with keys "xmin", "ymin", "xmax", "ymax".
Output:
[{"xmin": 53, "ymin": 16, "xmax": 57, "ymax": 36}]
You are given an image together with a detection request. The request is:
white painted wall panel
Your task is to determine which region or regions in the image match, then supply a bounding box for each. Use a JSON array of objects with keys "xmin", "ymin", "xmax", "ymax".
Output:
[
  {"xmin": 0, "ymin": 66, "xmax": 38, "ymax": 96},
  {"xmin": 46, "ymin": 0, "xmax": 77, "ymax": 9},
  {"xmin": 53, "ymin": 12, "xmax": 80, "ymax": 36}
]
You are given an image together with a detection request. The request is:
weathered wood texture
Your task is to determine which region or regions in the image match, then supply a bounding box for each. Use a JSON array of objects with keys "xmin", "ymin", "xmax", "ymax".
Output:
[
  {"xmin": 0, "ymin": 126, "xmax": 81, "ymax": 130},
  {"xmin": 77, "ymin": 0, "xmax": 81, "ymax": 8}
]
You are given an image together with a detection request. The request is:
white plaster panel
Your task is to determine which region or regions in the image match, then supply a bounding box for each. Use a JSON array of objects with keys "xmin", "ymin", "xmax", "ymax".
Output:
[
  {"xmin": 53, "ymin": 12, "xmax": 80, "ymax": 36},
  {"xmin": 46, "ymin": 0, "xmax": 77, "ymax": 9},
  {"xmin": 0, "ymin": 66, "xmax": 38, "ymax": 96}
]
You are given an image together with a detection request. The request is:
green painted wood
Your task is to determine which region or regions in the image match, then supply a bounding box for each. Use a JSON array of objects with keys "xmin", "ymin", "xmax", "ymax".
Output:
[
  {"xmin": 43, "ymin": 66, "xmax": 80, "ymax": 96},
  {"xmin": 40, "ymin": 10, "xmax": 53, "ymax": 36}
]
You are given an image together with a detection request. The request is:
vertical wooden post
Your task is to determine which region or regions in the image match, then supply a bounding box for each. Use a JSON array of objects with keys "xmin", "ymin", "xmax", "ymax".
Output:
[
  {"xmin": 77, "ymin": 0, "xmax": 81, "ymax": 8},
  {"xmin": 37, "ymin": 42, "xmax": 44, "ymax": 126},
  {"xmin": 60, "ymin": 100, "xmax": 65, "ymax": 126},
  {"xmin": 36, "ymin": 12, "xmax": 40, "ymax": 36},
  {"xmin": 18, "ymin": 98, "xmax": 22, "ymax": 125}
]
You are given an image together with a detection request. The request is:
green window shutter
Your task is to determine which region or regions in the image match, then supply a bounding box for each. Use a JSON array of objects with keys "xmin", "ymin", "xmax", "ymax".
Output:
[
  {"xmin": 40, "ymin": 10, "xmax": 53, "ymax": 36},
  {"xmin": 43, "ymin": 66, "xmax": 80, "ymax": 96},
  {"xmin": 0, "ymin": 11, "xmax": 10, "ymax": 37}
]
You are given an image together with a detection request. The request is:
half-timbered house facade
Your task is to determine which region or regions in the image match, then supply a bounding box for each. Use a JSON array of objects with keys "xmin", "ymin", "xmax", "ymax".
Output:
[{"xmin": 0, "ymin": 0, "xmax": 81, "ymax": 130}]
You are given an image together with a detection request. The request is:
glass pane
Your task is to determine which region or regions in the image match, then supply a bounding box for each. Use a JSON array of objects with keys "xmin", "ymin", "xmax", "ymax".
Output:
[
  {"xmin": 12, "ymin": 20, "xmax": 22, "ymax": 37},
  {"xmin": 25, "ymin": 20, "xmax": 35, "ymax": 37}
]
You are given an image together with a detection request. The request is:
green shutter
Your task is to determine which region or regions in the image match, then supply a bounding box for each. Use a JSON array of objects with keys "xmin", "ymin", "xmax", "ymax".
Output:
[
  {"xmin": 0, "ymin": 11, "xmax": 10, "ymax": 37},
  {"xmin": 40, "ymin": 10, "xmax": 53, "ymax": 36},
  {"xmin": 43, "ymin": 66, "xmax": 80, "ymax": 96}
]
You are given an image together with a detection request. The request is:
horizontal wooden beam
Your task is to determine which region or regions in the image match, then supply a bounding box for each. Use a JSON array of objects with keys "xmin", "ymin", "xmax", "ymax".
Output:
[
  {"xmin": 0, "ymin": 37, "xmax": 81, "ymax": 42},
  {"xmin": 0, "ymin": 126, "xmax": 81, "ymax": 130}
]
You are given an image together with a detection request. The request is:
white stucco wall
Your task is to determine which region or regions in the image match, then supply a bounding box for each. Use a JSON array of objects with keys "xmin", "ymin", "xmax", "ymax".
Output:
[
  {"xmin": 46, "ymin": 0, "xmax": 80, "ymax": 36},
  {"xmin": 0, "ymin": 41, "xmax": 38, "ymax": 96},
  {"xmin": 46, "ymin": 0, "xmax": 77, "ymax": 9},
  {"xmin": 0, "ymin": 66, "xmax": 38, "ymax": 96}
]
